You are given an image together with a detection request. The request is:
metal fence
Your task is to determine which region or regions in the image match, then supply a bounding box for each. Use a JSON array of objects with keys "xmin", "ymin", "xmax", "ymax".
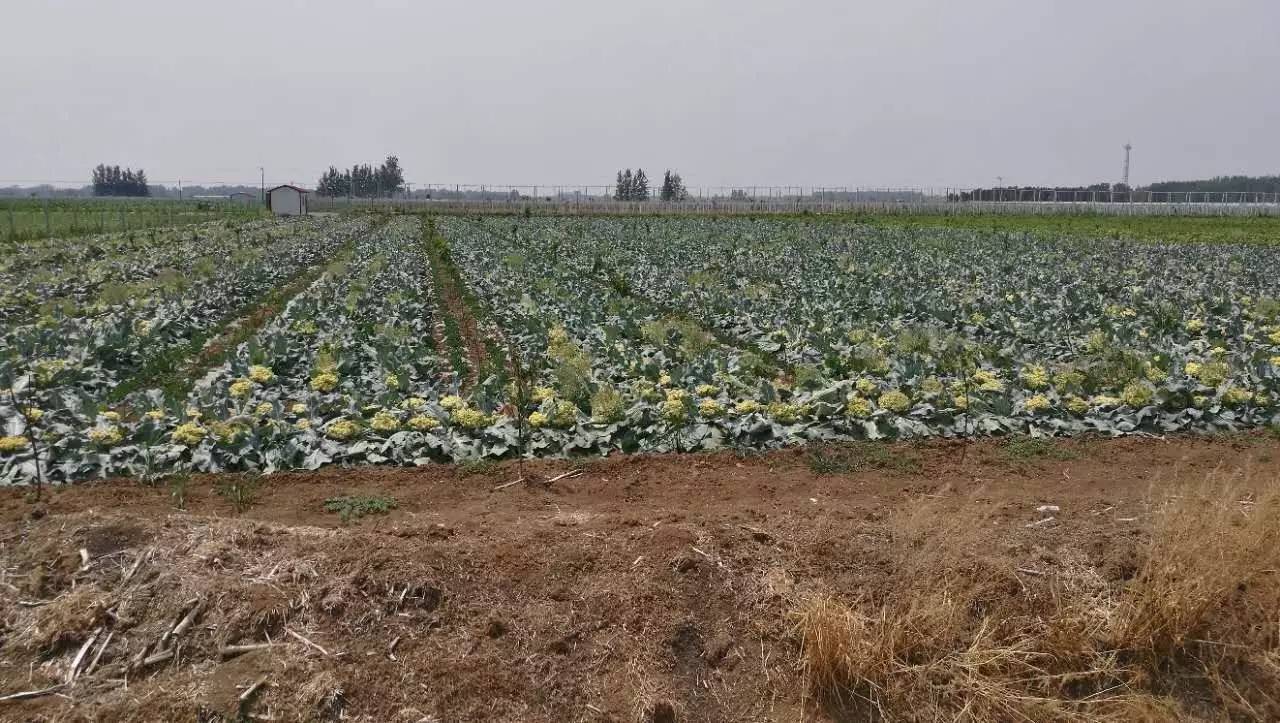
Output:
[
  {"xmin": 313, "ymin": 188, "xmax": 1280, "ymax": 217},
  {"xmin": 7, "ymin": 184, "xmax": 1280, "ymax": 234},
  {"xmin": 375, "ymin": 183, "xmax": 1280, "ymax": 204}
]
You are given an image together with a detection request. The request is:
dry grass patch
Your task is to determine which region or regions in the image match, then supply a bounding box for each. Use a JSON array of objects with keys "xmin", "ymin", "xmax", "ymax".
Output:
[{"xmin": 794, "ymin": 474, "xmax": 1280, "ymax": 722}]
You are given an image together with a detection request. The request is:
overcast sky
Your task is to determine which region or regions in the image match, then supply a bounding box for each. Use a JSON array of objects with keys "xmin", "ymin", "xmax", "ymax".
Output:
[{"xmin": 2, "ymin": 0, "xmax": 1277, "ymax": 190}]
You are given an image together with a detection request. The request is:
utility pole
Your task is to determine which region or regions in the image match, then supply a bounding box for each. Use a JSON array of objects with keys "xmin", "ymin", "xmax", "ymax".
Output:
[
  {"xmin": 1122, "ymin": 143, "xmax": 1132, "ymax": 188},
  {"xmin": 258, "ymin": 167, "xmax": 265, "ymax": 203}
]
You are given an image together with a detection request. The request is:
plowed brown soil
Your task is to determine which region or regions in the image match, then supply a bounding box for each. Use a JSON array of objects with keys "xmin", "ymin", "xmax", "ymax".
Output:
[{"xmin": 0, "ymin": 435, "xmax": 1274, "ymax": 722}]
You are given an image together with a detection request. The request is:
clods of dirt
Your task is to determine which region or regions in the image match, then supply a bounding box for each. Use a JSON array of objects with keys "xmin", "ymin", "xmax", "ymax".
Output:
[{"xmin": 1, "ymin": 435, "xmax": 1277, "ymax": 721}]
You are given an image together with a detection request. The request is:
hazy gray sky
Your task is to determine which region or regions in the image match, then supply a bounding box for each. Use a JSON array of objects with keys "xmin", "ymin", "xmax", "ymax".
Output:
[{"xmin": 2, "ymin": 0, "xmax": 1277, "ymax": 190}]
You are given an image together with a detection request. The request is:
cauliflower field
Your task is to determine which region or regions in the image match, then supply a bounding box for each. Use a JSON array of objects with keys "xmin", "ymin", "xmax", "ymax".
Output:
[{"xmin": 4, "ymin": 213, "xmax": 1279, "ymax": 483}]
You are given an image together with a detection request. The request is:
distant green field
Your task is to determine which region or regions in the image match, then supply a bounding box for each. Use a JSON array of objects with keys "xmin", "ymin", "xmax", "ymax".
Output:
[
  {"xmin": 824, "ymin": 211, "xmax": 1280, "ymax": 245},
  {"xmin": 0, "ymin": 198, "xmax": 266, "ymax": 242},
  {"xmin": 366, "ymin": 198, "xmax": 1280, "ymax": 246}
]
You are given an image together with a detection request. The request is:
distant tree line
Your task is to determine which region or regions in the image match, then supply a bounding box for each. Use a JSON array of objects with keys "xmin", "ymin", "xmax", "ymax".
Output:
[
  {"xmin": 950, "ymin": 183, "xmax": 1130, "ymax": 202},
  {"xmin": 91, "ymin": 164, "xmax": 150, "ymax": 197},
  {"xmin": 950, "ymin": 179, "xmax": 1279, "ymax": 202},
  {"xmin": 613, "ymin": 168, "xmax": 689, "ymax": 201},
  {"xmin": 1146, "ymin": 175, "xmax": 1280, "ymax": 194},
  {"xmin": 316, "ymin": 155, "xmax": 405, "ymax": 197}
]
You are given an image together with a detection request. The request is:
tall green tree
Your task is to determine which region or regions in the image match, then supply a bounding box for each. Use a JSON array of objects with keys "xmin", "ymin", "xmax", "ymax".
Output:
[
  {"xmin": 316, "ymin": 166, "xmax": 346, "ymax": 196},
  {"xmin": 633, "ymin": 169, "xmax": 649, "ymax": 201},
  {"xmin": 376, "ymin": 155, "xmax": 405, "ymax": 195},
  {"xmin": 315, "ymin": 155, "xmax": 407, "ymax": 197},
  {"xmin": 658, "ymin": 170, "xmax": 688, "ymax": 201},
  {"xmin": 669, "ymin": 172, "xmax": 687, "ymax": 201}
]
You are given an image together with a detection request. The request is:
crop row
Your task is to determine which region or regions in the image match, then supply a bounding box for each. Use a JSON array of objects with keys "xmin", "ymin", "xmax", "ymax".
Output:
[
  {"xmin": 7, "ymin": 214, "xmax": 1280, "ymax": 484},
  {"xmin": 0, "ymin": 217, "xmax": 373, "ymax": 482},
  {"xmin": 442, "ymin": 217, "xmax": 1280, "ymax": 439},
  {"xmin": 1, "ymin": 220, "xmax": 286, "ymax": 324}
]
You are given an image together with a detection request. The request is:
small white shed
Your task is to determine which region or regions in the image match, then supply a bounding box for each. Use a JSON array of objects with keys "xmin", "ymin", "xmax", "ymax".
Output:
[{"xmin": 266, "ymin": 184, "xmax": 309, "ymax": 216}]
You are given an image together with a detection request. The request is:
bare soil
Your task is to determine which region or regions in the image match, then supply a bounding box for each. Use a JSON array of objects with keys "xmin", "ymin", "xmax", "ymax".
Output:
[{"xmin": 0, "ymin": 435, "xmax": 1274, "ymax": 722}]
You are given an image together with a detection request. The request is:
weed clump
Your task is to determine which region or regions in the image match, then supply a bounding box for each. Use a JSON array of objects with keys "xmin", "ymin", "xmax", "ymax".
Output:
[
  {"xmin": 806, "ymin": 443, "xmax": 922, "ymax": 476},
  {"xmin": 323, "ymin": 494, "xmax": 397, "ymax": 523}
]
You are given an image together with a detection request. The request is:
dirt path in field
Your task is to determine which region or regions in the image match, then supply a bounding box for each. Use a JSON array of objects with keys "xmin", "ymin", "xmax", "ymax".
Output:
[
  {"xmin": 1, "ymin": 435, "xmax": 1276, "ymax": 722},
  {"xmin": 423, "ymin": 221, "xmax": 500, "ymax": 389}
]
